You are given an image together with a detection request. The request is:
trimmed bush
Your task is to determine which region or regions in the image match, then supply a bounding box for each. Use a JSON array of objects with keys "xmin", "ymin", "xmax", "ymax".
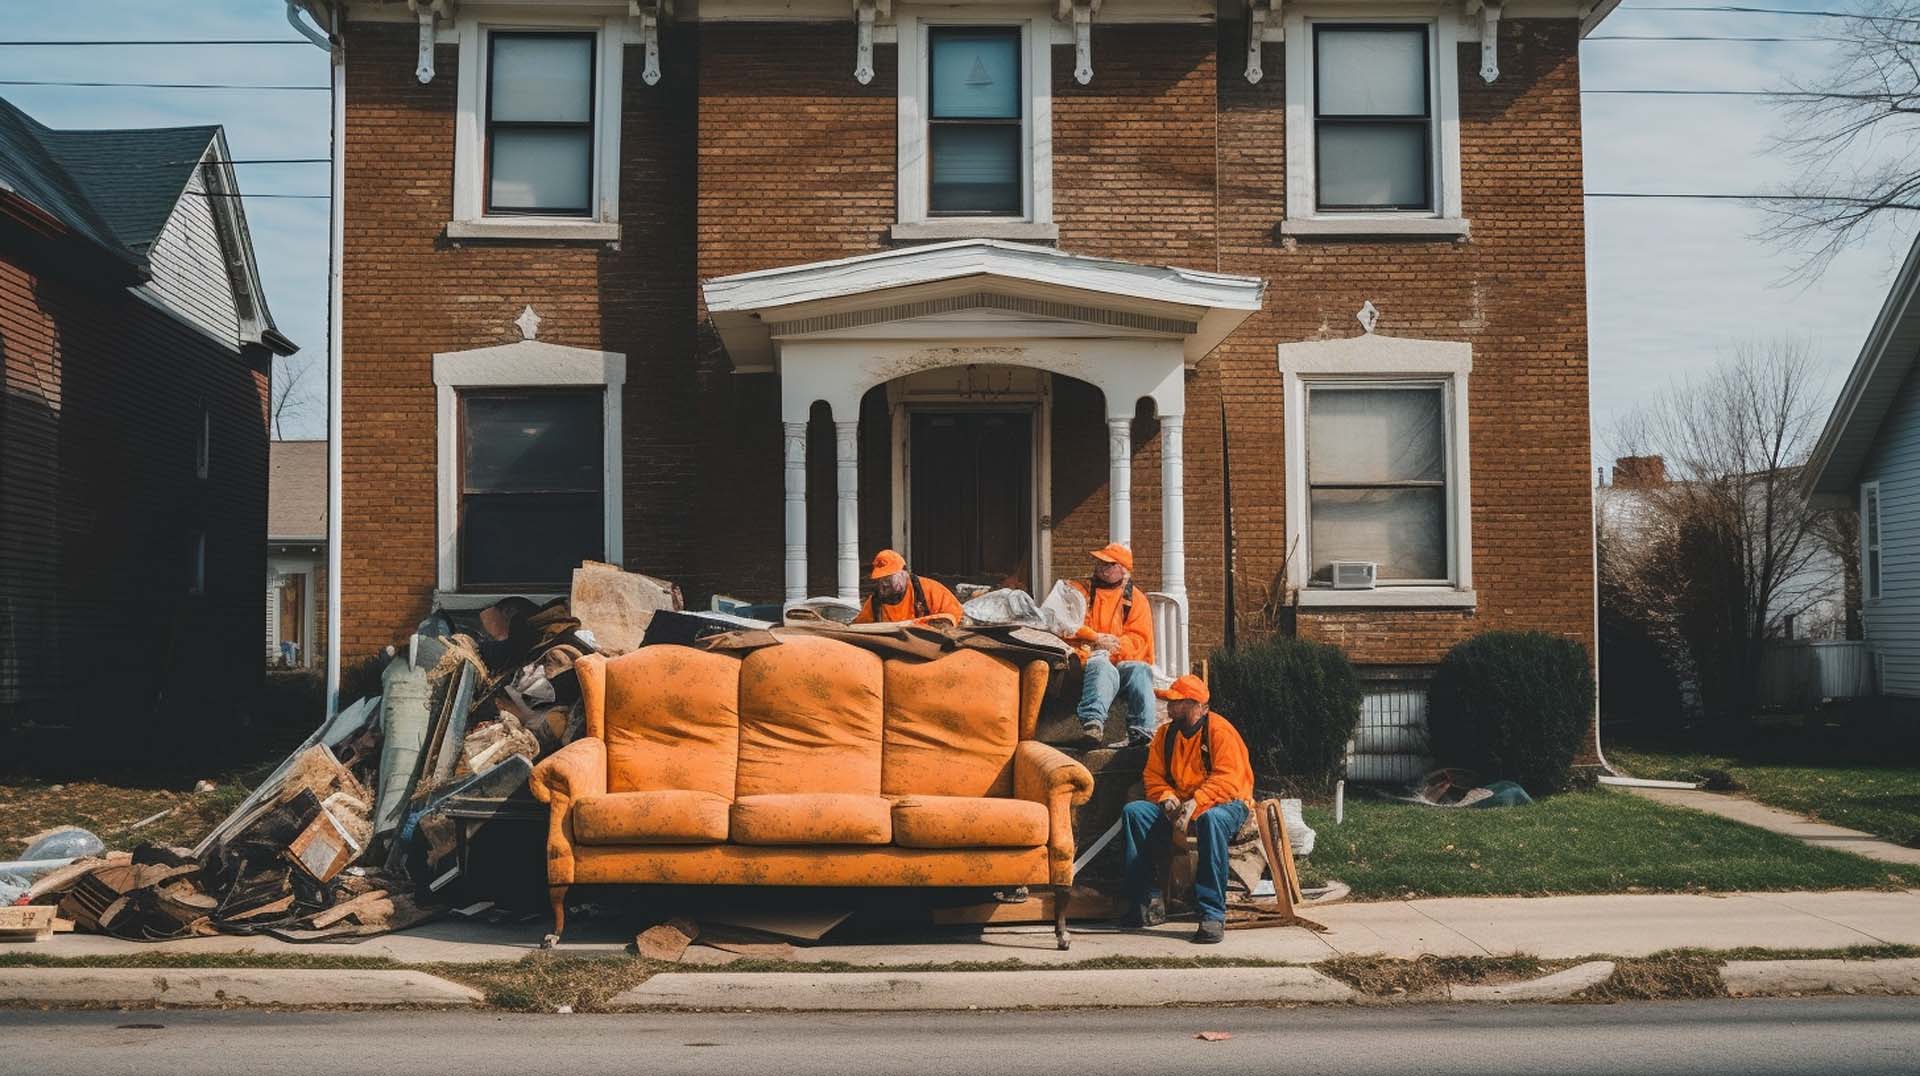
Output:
[
  {"xmin": 1208, "ymin": 637, "xmax": 1363, "ymax": 781},
  {"xmin": 1427, "ymin": 631, "xmax": 1595, "ymax": 795}
]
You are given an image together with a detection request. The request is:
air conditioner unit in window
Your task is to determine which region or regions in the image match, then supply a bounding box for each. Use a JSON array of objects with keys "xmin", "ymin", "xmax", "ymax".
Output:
[{"xmin": 1331, "ymin": 561, "xmax": 1378, "ymax": 590}]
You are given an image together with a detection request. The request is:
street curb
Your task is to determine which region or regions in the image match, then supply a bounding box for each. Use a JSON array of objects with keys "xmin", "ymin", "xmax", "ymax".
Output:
[
  {"xmin": 1722, "ymin": 958, "xmax": 1920, "ymax": 997},
  {"xmin": 1446, "ymin": 961, "xmax": 1617, "ymax": 1002},
  {"xmin": 611, "ymin": 967, "xmax": 1356, "ymax": 1010},
  {"xmin": 0, "ymin": 968, "xmax": 484, "ymax": 1008}
]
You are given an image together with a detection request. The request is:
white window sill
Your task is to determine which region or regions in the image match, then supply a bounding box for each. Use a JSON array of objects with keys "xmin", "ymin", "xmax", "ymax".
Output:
[
  {"xmin": 1298, "ymin": 587, "xmax": 1477, "ymax": 609},
  {"xmin": 891, "ymin": 220, "xmax": 1060, "ymax": 242},
  {"xmin": 1281, "ymin": 217, "xmax": 1471, "ymax": 239},
  {"xmin": 446, "ymin": 219, "xmax": 620, "ymax": 242},
  {"xmin": 433, "ymin": 590, "xmax": 564, "ymax": 611}
]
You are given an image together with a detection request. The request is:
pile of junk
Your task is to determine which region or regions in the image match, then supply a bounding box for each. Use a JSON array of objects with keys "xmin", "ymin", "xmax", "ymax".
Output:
[{"xmin": 2, "ymin": 562, "xmax": 688, "ymax": 943}]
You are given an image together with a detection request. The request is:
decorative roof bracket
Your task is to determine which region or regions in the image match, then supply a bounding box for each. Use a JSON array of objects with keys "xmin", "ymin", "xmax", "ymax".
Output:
[
  {"xmin": 1056, "ymin": 0, "xmax": 1101, "ymax": 85},
  {"xmin": 853, "ymin": 0, "xmax": 890, "ymax": 85},
  {"xmin": 1246, "ymin": 0, "xmax": 1277, "ymax": 85},
  {"xmin": 630, "ymin": 0, "xmax": 672, "ymax": 86},
  {"xmin": 1466, "ymin": 0, "xmax": 1502, "ymax": 83},
  {"xmin": 406, "ymin": 0, "xmax": 455, "ymax": 84}
]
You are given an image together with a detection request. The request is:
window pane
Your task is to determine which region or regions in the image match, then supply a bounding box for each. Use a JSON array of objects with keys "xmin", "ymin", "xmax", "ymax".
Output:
[
  {"xmin": 1317, "ymin": 27, "xmax": 1426, "ymax": 116},
  {"xmin": 1309, "ymin": 488, "xmax": 1447, "ymax": 581},
  {"xmin": 930, "ymin": 126, "xmax": 1022, "ymax": 214},
  {"xmin": 490, "ymin": 34, "xmax": 593, "ymax": 123},
  {"xmin": 461, "ymin": 492, "xmax": 603, "ymax": 587},
  {"xmin": 489, "ymin": 129, "xmax": 592, "ymax": 212},
  {"xmin": 930, "ymin": 29, "xmax": 1020, "ymax": 119},
  {"xmin": 1318, "ymin": 123, "xmax": 1428, "ymax": 209},
  {"xmin": 463, "ymin": 392, "xmax": 603, "ymax": 494},
  {"xmin": 1308, "ymin": 386, "xmax": 1444, "ymax": 484}
]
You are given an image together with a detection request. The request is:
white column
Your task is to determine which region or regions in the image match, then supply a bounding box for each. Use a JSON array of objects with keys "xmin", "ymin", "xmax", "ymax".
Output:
[
  {"xmin": 1160, "ymin": 415, "xmax": 1186, "ymax": 603},
  {"xmin": 1108, "ymin": 417, "xmax": 1132, "ymax": 547},
  {"xmin": 835, "ymin": 420, "xmax": 859, "ymax": 601},
  {"xmin": 784, "ymin": 421, "xmax": 808, "ymax": 602}
]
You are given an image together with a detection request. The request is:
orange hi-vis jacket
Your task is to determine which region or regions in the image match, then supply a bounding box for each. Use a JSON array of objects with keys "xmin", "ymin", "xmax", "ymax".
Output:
[
  {"xmin": 1068, "ymin": 578, "xmax": 1154, "ymax": 665},
  {"xmin": 854, "ymin": 575, "xmax": 965, "ymax": 624},
  {"xmin": 1141, "ymin": 713, "xmax": 1255, "ymax": 818}
]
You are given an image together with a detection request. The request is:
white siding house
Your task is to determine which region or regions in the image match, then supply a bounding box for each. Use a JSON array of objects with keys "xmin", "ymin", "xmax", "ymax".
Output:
[{"xmin": 1805, "ymin": 234, "xmax": 1920, "ymax": 697}]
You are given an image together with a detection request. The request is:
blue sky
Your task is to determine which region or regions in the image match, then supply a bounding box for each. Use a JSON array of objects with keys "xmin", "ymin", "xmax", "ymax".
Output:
[{"xmin": 3, "ymin": 1, "xmax": 1913, "ymax": 450}]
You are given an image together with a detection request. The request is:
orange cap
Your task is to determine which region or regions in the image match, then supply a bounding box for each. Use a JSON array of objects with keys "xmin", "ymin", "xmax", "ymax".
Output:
[
  {"xmin": 1155, "ymin": 673, "xmax": 1210, "ymax": 704},
  {"xmin": 869, "ymin": 549, "xmax": 907, "ymax": 580},
  {"xmin": 1089, "ymin": 542, "xmax": 1134, "ymax": 572}
]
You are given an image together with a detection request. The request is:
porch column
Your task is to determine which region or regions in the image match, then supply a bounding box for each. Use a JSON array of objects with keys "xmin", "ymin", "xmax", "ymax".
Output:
[
  {"xmin": 784, "ymin": 421, "xmax": 808, "ymax": 602},
  {"xmin": 1161, "ymin": 414, "xmax": 1186, "ymax": 603},
  {"xmin": 1107, "ymin": 417, "xmax": 1132, "ymax": 546},
  {"xmin": 835, "ymin": 420, "xmax": 859, "ymax": 601}
]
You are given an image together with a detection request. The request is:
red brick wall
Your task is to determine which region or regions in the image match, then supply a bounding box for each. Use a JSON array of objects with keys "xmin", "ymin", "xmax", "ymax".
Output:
[
  {"xmin": 334, "ymin": 17, "xmax": 1594, "ymax": 688},
  {"xmin": 1, "ymin": 246, "xmax": 270, "ymax": 746}
]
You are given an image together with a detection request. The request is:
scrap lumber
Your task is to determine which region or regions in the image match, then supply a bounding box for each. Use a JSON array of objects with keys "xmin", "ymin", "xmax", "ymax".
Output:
[
  {"xmin": 929, "ymin": 887, "xmax": 1122, "ymax": 926},
  {"xmin": 699, "ymin": 907, "xmax": 850, "ymax": 944},
  {"xmin": 0, "ymin": 905, "xmax": 58, "ymax": 942}
]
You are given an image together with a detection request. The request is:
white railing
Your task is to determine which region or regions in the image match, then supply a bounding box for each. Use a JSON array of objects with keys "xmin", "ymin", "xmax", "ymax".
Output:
[{"xmin": 1148, "ymin": 591, "xmax": 1188, "ymax": 686}]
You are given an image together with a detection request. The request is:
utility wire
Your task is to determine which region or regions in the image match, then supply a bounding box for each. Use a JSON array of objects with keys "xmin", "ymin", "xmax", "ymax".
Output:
[
  {"xmin": 0, "ymin": 39, "xmax": 313, "ymax": 46},
  {"xmin": 1619, "ymin": 5, "xmax": 1920, "ymax": 21},
  {"xmin": 0, "ymin": 79, "xmax": 328, "ymax": 91}
]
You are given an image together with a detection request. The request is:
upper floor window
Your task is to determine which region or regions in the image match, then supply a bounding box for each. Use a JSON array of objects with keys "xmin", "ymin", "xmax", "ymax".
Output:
[
  {"xmin": 196, "ymin": 407, "xmax": 210, "ymax": 480},
  {"xmin": 485, "ymin": 32, "xmax": 595, "ymax": 216},
  {"xmin": 1863, "ymin": 481, "xmax": 1884, "ymax": 602},
  {"xmin": 1314, "ymin": 25, "xmax": 1431, "ymax": 212},
  {"xmin": 928, "ymin": 27, "xmax": 1023, "ymax": 217}
]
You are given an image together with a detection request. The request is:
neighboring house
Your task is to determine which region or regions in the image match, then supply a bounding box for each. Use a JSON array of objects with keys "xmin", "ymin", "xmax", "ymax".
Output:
[
  {"xmin": 268, "ymin": 439, "xmax": 328, "ymax": 669},
  {"xmin": 0, "ymin": 96, "xmax": 296, "ymax": 744},
  {"xmin": 302, "ymin": 0, "xmax": 1607, "ymax": 745},
  {"xmin": 1806, "ymin": 232, "xmax": 1920, "ymax": 698}
]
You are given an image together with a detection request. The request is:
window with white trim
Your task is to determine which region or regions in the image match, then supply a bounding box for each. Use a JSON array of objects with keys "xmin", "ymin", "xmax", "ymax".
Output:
[
  {"xmin": 1278, "ymin": 333, "xmax": 1473, "ymax": 606},
  {"xmin": 449, "ymin": 17, "xmax": 625, "ymax": 239},
  {"xmin": 1863, "ymin": 481, "xmax": 1883, "ymax": 602},
  {"xmin": 1282, "ymin": 15, "xmax": 1466, "ymax": 236},
  {"xmin": 894, "ymin": 13, "xmax": 1054, "ymax": 239}
]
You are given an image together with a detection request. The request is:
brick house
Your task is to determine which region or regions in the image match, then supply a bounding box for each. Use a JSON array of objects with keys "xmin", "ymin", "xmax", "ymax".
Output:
[
  {"xmin": 268, "ymin": 439, "xmax": 329, "ymax": 669},
  {"xmin": 0, "ymin": 96, "xmax": 296, "ymax": 749},
  {"xmin": 305, "ymin": 0, "xmax": 1604, "ymax": 745}
]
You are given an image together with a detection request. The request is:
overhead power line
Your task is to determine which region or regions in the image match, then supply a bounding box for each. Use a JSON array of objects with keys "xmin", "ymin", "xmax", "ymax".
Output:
[
  {"xmin": 0, "ymin": 79, "xmax": 328, "ymax": 91},
  {"xmin": 0, "ymin": 39, "xmax": 313, "ymax": 46},
  {"xmin": 1586, "ymin": 33, "xmax": 1842, "ymax": 40},
  {"xmin": 1620, "ymin": 5, "xmax": 1920, "ymax": 21}
]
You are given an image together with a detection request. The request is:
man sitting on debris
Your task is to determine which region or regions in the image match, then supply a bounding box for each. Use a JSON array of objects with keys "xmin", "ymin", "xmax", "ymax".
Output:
[
  {"xmin": 1065, "ymin": 542, "xmax": 1155, "ymax": 747},
  {"xmin": 854, "ymin": 548, "xmax": 965, "ymax": 624},
  {"xmin": 1118, "ymin": 673, "xmax": 1254, "ymax": 945}
]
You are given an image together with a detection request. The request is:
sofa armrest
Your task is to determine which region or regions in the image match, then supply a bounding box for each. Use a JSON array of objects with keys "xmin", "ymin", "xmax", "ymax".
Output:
[
  {"xmin": 528, "ymin": 737, "xmax": 606, "ymax": 887},
  {"xmin": 1015, "ymin": 740, "xmax": 1094, "ymax": 887},
  {"xmin": 529, "ymin": 736, "xmax": 607, "ymax": 805}
]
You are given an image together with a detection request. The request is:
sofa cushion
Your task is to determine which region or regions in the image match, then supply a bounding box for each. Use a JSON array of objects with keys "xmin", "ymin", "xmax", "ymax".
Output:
[
  {"xmin": 602, "ymin": 646, "xmax": 742, "ymax": 798},
  {"xmin": 890, "ymin": 795, "xmax": 1048, "ymax": 849},
  {"xmin": 881, "ymin": 649, "xmax": 1020, "ymax": 799},
  {"xmin": 736, "ymin": 636, "xmax": 885, "ymax": 797},
  {"xmin": 729, "ymin": 793, "xmax": 893, "ymax": 846},
  {"xmin": 573, "ymin": 790, "xmax": 731, "ymax": 845}
]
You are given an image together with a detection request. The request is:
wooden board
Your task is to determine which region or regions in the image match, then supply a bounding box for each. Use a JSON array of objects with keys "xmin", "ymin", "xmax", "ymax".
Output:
[
  {"xmin": 930, "ymin": 888, "xmax": 1122, "ymax": 926},
  {"xmin": 0, "ymin": 905, "xmax": 57, "ymax": 941}
]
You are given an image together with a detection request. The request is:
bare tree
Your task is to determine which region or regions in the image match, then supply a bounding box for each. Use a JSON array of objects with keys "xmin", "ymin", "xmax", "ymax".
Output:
[
  {"xmin": 1605, "ymin": 339, "xmax": 1836, "ymax": 727},
  {"xmin": 1765, "ymin": 4, "xmax": 1920, "ymax": 274},
  {"xmin": 271, "ymin": 353, "xmax": 316, "ymax": 440}
]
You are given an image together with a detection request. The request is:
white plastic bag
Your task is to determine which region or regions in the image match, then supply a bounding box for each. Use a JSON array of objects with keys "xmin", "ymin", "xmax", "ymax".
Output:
[
  {"xmin": 961, "ymin": 588, "xmax": 1046, "ymax": 627},
  {"xmin": 1038, "ymin": 579, "xmax": 1087, "ymax": 637}
]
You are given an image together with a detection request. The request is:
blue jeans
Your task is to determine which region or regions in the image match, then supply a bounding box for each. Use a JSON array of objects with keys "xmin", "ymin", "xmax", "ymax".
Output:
[
  {"xmin": 1077, "ymin": 656, "xmax": 1156, "ymax": 737},
  {"xmin": 1121, "ymin": 798, "xmax": 1250, "ymax": 924}
]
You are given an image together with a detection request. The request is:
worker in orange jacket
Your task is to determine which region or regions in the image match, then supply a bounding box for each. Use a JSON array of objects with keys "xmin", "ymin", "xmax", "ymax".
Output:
[
  {"xmin": 854, "ymin": 549, "xmax": 965, "ymax": 624},
  {"xmin": 1065, "ymin": 542, "xmax": 1156, "ymax": 748},
  {"xmin": 1118, "ymin": 674, "xmax": 1254, "ymax": 944}
]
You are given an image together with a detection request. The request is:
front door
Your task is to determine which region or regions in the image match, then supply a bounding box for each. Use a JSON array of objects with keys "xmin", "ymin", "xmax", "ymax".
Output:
[
  {"xmin": 909, "ymin": 410, "xmax": 1032, "ymax": 590},
  {"xmin": 277, "ymin": 572, "xmax": 307, "ymax": 666}
]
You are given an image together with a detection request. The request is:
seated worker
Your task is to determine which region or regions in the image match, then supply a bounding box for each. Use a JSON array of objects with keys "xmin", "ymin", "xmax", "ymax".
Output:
[
  {"xmin": 1064, "ymin": 542, "xmax": 1155, "ymax": 748},
  {"xmin": 1117, "ymin": 674, "xmax": 1254, "ymax": 944},
  {"xmin": 854, "ymin": 548, "xmax": 965, "ymax": 624}
]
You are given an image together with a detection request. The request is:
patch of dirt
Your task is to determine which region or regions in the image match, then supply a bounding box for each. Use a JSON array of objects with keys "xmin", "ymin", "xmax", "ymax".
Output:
[
  {"xmin": 1317, "ymin": 955, "xmax": 1556, "ymax": 999},
  {"xmin": 1577, "ymin": 955, "xmax": 1725, "ymax": 1001}
]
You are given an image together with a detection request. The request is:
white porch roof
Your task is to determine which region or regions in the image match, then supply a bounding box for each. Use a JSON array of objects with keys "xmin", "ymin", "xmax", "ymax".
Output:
[{"xmin": 703, "ymin": 238, "xmax": 1265, "ymax": 372}]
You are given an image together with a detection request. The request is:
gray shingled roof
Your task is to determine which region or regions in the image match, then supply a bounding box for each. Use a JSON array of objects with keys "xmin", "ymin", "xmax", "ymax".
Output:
[{"xmin": 0, "ymin": 95, "xmax": 217, "ymax": 265}]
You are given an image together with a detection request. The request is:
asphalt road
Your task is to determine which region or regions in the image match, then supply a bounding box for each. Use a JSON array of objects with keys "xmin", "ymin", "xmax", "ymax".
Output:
[{"xmin": 2, "ymin": 998, "xmax": 1917, "ymax": 1076}]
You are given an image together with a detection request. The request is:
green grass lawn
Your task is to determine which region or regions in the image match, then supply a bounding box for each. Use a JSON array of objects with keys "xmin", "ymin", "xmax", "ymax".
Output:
[
  {"xmin": 1609, "ymin": 745, "xmax": 1920, "ymax": 848},
  {"xmin": 1298, "ymin": 789, "xmax": 1920, "ymax": 900}
]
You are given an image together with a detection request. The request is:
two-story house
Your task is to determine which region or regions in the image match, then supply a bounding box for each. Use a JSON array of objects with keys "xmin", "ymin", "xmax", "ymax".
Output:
[{"xmin": 296, "ymin": 0, "xmax": 1605, "ymax": 742}]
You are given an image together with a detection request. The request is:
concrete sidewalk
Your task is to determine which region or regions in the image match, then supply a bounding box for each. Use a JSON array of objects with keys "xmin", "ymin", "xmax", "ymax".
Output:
[
  {"xmin": 1624, "ymin": 787, "xmax": 1920, "ymax": 867},
  {"xmin": 6, "ymin": 888, "xmax": 1916, "ymax": 966}
]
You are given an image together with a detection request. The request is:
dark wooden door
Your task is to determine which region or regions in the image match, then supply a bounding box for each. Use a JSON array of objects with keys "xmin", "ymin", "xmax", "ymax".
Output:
[{"xmin": 910, "ymin": 410, "xmax": 1032, "ymax": 590}]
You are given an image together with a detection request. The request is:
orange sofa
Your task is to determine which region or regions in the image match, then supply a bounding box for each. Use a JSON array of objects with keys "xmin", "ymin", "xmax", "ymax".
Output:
[{"xmin": 529, "ymin": 634, "xmax": 1096, "ymax": 948}]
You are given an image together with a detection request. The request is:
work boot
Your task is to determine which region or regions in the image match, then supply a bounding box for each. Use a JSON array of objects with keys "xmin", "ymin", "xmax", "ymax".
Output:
[
  {"xmin": 1193, "ymin": 919, "xmax": 1225, "ymax": 944},
  {"xmin": 1122, "ymin": 729, "xmax": 1154, "ymax": 749},
  {"xmin": 1120, "ymin": 897, "xmax": 1167, "ymax": 929},
  {"xmin": 1075, "ymin": 723, "xmax": 1104, "ymax": 749}
]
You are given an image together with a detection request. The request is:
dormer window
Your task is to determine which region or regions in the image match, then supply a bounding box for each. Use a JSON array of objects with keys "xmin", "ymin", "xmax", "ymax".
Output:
[{"xmin": 485, "ymin": 32, "xmax": 595, "ymax": 216}]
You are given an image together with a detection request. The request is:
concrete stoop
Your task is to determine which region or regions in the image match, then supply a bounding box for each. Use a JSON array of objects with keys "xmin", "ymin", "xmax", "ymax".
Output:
[
  {"xmin": 0, "ymin": 968, "xmax": 483, "ymax": 1008},
  {"xmin": 611, "ymin": 967, "xmax": 1355, "ymax": 1010}
]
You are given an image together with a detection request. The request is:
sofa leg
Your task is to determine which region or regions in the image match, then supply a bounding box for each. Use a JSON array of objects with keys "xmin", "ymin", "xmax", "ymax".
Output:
[
  {"xmin": 542, "ymin": 885, "xmax": 569, "ymax": 949},
  {"xmin": 1053, "ymin": 884, "xmax": 1071, "ymax": 950}
]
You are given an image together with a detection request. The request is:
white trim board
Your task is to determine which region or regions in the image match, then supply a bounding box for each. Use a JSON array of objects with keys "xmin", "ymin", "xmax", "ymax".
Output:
[{"xmin": 432, "ymin": 339, "xmax": 627, "ymax": 593}]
